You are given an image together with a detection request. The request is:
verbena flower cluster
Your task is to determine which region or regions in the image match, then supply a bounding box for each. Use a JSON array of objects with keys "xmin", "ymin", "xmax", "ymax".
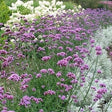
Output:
[{"xmin": 0, "ymin": 7, "xmax": 112, "ymax": 112}]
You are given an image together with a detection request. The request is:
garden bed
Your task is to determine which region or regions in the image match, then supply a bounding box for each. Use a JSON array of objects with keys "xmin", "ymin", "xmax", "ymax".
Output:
[{"xmin": 0, "ymin": 0, "xmax": 112, "ymax": 112}]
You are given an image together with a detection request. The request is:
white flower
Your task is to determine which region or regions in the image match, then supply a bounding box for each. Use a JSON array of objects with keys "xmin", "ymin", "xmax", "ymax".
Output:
[
  {"xmin": 43, "ymin": 1, "xmax": 50, "ymax": 6},
  {"xmin": 51, "ymin": 0, "xmax": 56, "ymax": 7},
  {"xmin": 15, "ymin": 0, "xmax": 24, "ymax": 7},
  {"xmin": 61, "ymin": 5, "xmax": 65, "ymax": 9},
  {"xmin": 26, "ymin": 1, "xmax": 33, "ymax": 6},
  {"xmin": 9, "ymin": 6, "xmax": 17, "ymax": 11},
  {"xmin": 34, "ymin": 38, "xmax": 38, "ymax": 41},
  {"xmin": 10, "ymin": 39, "xmax": 15, "ymax": 42},
  {"xmin": 7, "ymin": 0, "xmax": 81, "ymax": 27},
  {"xmin": 11, "ymin": 3, "xmax": 16, "ymax": 7},
  {"xmin": 56, "ymin": 1, "xmax": 63, "ymax": 6},
  {"xmin": 25, "ymin": 14, "xmax": 35, "ymax": 20},
  {"xmin": 39, "ymin": 1, "xmax": 44, "ymax": 6},
  {"xmin": 38, "ymin": 35, "xmax": 42, "ymax": 39},
  {"xmin": 78, "ymin": 5, "xmax": 82, "ymax": 9}
]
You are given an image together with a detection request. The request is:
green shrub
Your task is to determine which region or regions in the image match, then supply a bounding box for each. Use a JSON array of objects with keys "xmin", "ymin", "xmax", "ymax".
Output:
[
  {"xmin": 60, "ymin": 0, "xmax": 102, "ymax": 9},
  {"xmin": 4, "ymin": 0, "xmax": 17, "ymax": 6},
  {"xmin": 0, "ymin": 30, "xmax": 6, "ymax": 50},
  {"xmin": 63, "ymin": 1, "xmax": 75, "ymax": 10},
  {"xmin": 17, "ymin": 5, "xmax": 31, "ymax": 15},
  {"xmin": 0, "ymin": 0, "xmax": 3, "ymax": 2},
  {"xmin": 74, "ymin": 0, "xmax": 102, "ymax": 9},
  {"xmin": 33, "ymin": 0, "xmax": 39, "ymax": 7},
  {"xmin": 97, "ymin": 3, "xmax": 105, "ymax": 9},
  {"xmin": 21, "ymin": 0, "xmax": 30, "ymax": 2},
  {"xmin": 0, "ymin": 1, "xmax": 12, "ymax": 23}
]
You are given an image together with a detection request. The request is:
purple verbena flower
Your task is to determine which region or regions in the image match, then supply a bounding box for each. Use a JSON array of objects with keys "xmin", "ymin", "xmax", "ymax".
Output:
[
  {"xmin": 8, "ymin": 73, "xmax": 21, "ymax": 82},
  {"xmin": 42, "ymin": 56, "xmax": 51, "ymax": 61},
  {"xmin": 19, "ymin": 95, "xmax": 31, "ymax": 107},
  {"xmin": 44, "ymin": 90, "xmax": 56, "ymax": 95}
]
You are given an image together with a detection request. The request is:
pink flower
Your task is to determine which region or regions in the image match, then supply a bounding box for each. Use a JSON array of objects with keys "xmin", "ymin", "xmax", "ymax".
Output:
[
  {"xmin": 95, "ymin": 46, "xmax": 102, "ymax": 55},
  {"xmin": 58, "ymin": 46, "xmax": 63, "ymax": 50},
  {"xmin": 41, "ymin": 85, "xmax": 45, "ymax": 88},
  {"xmin": 97, "ymin": 70, "xmax": 102, "ymax": 74},
  {"xmin": 95, "ymin": 46, "xmax": 102, "ymax": 50},
  {"xmin": 99, "ymin": 83, "xmax": 106, "ymax": 87},
  {"xmin": 36, "ymin": 73, "xmax": 42, "ymax": 78},
  {"xmin": 31, "ymin": 96, "xmax": 43, "ymax": 104},
  {"xmin": 71, "ymin": 95, "xmax": 77, "ymax": 99},
  {"xmin": 1, "ymin": 110, "xmax": 7, "ymax": 112},
  {"xmin": 32, "ymin": 88, "xmax": 36, "ymax": 92},
  {"xmin": 57, "ymin": 59, "xmax": 68, "ymax": 67},
  {"xmin": 8, "ymin": 74, "xmax": 21, "ymax": 82},
  {"xmin": 109, "ymin": 52, "xmax": 112, "ymax": 56},
  {"xmin": 39, "ymin": 109, "xmax": 44, "ymax": 112},
  {"xmin": 21, "ymin": 78, "xmax": 31, "ymax": 85},
  {"xmin": 19, "ymin": 96, "xmax": 31, "ymax": 107},
  {"xmin": 5, "ymin": 95, "xmax": 14, "ymax": 100},
  {"xmin": 40, "ymin": 69, "xmax": 48, "ymax": 74},
  {"xmin": 66, "ymin": 47, "xmax": 73, "ymax": 52},
  {"xmin": 42, "ymin": 56, "xmax": 51, "ymax": 61},
  {"xmin": 44, "ymin": 90, "xmax": 55, "ymax": 95},
  {"xmin": 67, "ymin": 72, "xmax": 76, "ymax": 79},
  {"xmin": 37, "ymin": 47, "xmax": 45, "ymax": 51},
  {"xmin": 7, "ymin": 110, "xmax": 15, "ymax": 112},
  {"xmin": 0, "ymin": 50, "xmax": 7, "ymax": 55},
  {"xmin": 48, "ymin": 68, "xmax": 55, "ymax": 75},
  {"xmin": 70, "ymin": 79, "xmax": 78, "ymax": 84},
  {"xmin": 57, "ymin": 52, "xmax": 66, "ymax": 57},
  {"xmin": 58, "ymin": 95, "xmax": 66, "ymax": 100},
  {"xmin": 56, "ymin": 72, "xmax": 62, "ymax": 77},
  {"xmin": 20, "ymin": 85, "xmax": 29, "ymax": 92}
]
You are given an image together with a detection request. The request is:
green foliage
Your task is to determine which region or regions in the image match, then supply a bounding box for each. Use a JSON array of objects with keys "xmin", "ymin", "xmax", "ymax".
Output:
[
  {"xmin": 0, "ymin": 30, "xmax": 7, "ymax": 50},
  {"xmin": 73, "ymin": 0, "xmax": 102, "ymax": 9},
  {"xmin": 60, "ymin": 0, "xmax": 102, "ymax": 9},
  {"xmin": 97, "ymin": 3, "xmax": 105, "ymax": 9},
  {"xmin": 33, "ymin": 0, "xmax": 39, "ymax": 7},
  {"xmin": 17, "ymin": 5, "xmax": 32, "ymax": 15},
  {"xmin": 21, "ymin": 0, "xmax": 30, "ymax": 2},
  {"xmin": 4, "ymin": 0, "xmax": 17, "ymax": 6},
  {"xmin": 0, "ymin": 1, "xmax": 12, "ymax": 23},
  {"xmin": 63, "ymin": 1, "xmax": 75, "ymax": 10}
]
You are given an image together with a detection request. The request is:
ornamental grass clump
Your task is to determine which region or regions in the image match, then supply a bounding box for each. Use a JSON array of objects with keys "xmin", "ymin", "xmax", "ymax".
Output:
[{"xmin": 0, "ymin": 9, "xmax": 112, "ymax": 112}]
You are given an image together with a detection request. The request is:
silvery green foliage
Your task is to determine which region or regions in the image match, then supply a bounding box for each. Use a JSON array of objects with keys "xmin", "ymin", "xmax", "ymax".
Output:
[
  {"xmin": 87, "ymin": 26, "xmax": 112, "ymax": 79},
  {"xmin": 69, "ymin": 26, "xmax": 112, "ymax": 111},
  {"xmin": 92, "ymin": 79, "xmax": 112, "ymax": 112},
  {"xmin": 95, "ymin": 27, "xmax": 112, "ymax": 48},
  {"xmin": 93, "ymin": 27, "xmax": 112, "ymax": 79},
  {"xmin": 86, "ymin": 27, "xmax": 112, "ymax": 111}
]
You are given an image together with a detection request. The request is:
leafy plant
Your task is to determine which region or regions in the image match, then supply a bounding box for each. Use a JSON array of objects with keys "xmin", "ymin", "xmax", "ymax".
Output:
[
  {"xmin": 0, "ymin": 1, "xmax": 12, "ymax": 23},
  {"xmin": 76, "ymin": 0, "xmax": 102, "ymax": 9},
  {"xmin": 4, "ymin": 0, "xmax": 17, "ymax": 6},
  {"xmin": 60, "ymin": 0, "xmax": 102, "ymax": 9},
  {"xmin": 63, "ymin": 1, "xmax": 75, "ymax": 10},
  {"xmin": 21, "ymin": 0, "xmax": 31, "ymax": 2},
  {"xmin": 17, "ymin": 5, "xmax": 32, "ymax": 15}
]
